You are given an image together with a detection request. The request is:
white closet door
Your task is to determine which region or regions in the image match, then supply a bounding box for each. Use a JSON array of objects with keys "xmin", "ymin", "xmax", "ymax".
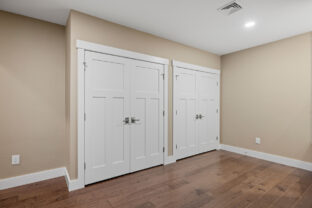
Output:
[
  {"xmin": 174, "ymin": 67, "xmax": 197, "ymax": 160},
  {"xmin": 130, "ymin": 60, "xmax": 164, "ymax": 172},
  {"xmin": 196, "ymin": 72, "xmax": 219, "ymax": 153},
  {"xmin": 85, "ymin": 51, "xmax": 131, "ymax": 185}
]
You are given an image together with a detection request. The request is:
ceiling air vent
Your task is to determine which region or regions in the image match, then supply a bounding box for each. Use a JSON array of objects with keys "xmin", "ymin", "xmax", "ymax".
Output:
[{"xmin": 218, "ymin": 1, "xmax": 243, "ymax": 16}]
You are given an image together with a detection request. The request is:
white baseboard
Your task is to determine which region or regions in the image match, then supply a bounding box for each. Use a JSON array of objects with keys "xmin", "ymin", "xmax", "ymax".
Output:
[
  {"xmin": 220, "ymin": 144, "xmax": 312, "ymax": 172},
  {"xmin": 3, "ymin": 145, "xmax": 309, "ymax": 192},
  {"xmin": 0, "ymin": 167, "xmax": 66, "ymax": 190},
  {"xmin": 0, "ymin": 167, "xmax": 84, "ymax": 192},
  {"xmin": 64, "ymin": 168, "xmax": 84, "ymax": 192},
  {"xmin": 164, "ymin": 155, "xmax": 176, "ymax": 165}
]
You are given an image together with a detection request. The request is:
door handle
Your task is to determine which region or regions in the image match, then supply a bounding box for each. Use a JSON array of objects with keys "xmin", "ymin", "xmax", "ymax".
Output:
[
  {"xmin": 131, "ymin": 117, "xmax": 140, "ymax": 124},
  {"xmin": 199, "ymin": 114, "xmax": 205, "ymax": 119},
  {"xmin": 123, "ymin": 117, "xmax": 130, "ymax": 124}
]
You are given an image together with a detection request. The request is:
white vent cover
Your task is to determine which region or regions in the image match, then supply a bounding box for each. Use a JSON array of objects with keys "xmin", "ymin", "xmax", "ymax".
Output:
[{"xmin": 218, "ymin": 1, "xmax": 243, "ymax": 15}]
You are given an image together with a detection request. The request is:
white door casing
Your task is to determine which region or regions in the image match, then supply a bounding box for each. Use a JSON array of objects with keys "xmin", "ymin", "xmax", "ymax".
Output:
[{"xmin": 77, "ymin": 40, "xmax": 169, "ymax": 190}]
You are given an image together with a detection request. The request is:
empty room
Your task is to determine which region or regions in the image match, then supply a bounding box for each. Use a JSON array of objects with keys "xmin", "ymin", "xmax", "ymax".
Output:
[{"xmin": 1, "ymin": 0, "xmax": 312, "ymax": 207}]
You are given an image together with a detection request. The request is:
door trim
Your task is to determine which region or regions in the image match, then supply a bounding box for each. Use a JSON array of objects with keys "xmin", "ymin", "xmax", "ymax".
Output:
[
  {"xmin": 172, "ymin": 60, "xmax": 221, "ymax": 161},
  {"xmin": 77, "ymin": 40, "xmax": 169, "ymax": 65},
  {"xmin": 76, "ymin": 40, "xmax": 169, "ymax": 189},
  {"xmin": 172, "ymin": 60, "xmax": 220, "ymax": 74}
]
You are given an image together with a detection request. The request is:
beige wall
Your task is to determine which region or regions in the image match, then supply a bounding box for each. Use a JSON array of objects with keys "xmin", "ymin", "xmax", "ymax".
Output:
[
  {"xmin": 67, "ymin": 10, "xmax": 220, "ymax": 178},
  {"xmin": 65, "ymin": 12, "xmax": 72, "ymax": 176},
  {"xmin": 0, "ymin": 11, "xmax": 66, "ymax": 179},
  {"xmin": 221, "ymin": 33, "xmax": 312, "ymax": 163}
]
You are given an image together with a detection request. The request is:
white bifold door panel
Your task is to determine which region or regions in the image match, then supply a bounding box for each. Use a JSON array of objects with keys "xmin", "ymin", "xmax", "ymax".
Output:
[
  {"xmin": 84, "ymin": 52, "xmax": 131, "ymax": 185},
  {"xmin": 174, "ymin": 68, "xmax": 197, "ymax": 159},
  {"xmin": 85, "ymin": 51, "xmax": 164, "ymax": 185},
  {"xmin": 130, "ymin": 60, "xmax": 164, "ymax": 172},
  {"xmin": 196, "ymin": 72, "xmax": 219, "ymax": 154},
  {"xmin": 174, "ymin": 64, "xmax": 220, "ymax": 160}
]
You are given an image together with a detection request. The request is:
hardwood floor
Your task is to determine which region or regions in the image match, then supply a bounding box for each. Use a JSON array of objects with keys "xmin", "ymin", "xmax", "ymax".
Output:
[{"xmin": 1, "ymin": 150, "xmax": 312, "ymax": 208}]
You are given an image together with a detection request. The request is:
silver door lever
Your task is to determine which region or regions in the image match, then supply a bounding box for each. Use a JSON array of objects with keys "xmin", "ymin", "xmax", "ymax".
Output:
[
  {"xmin": 123, "ymin": 117, "xmax": 130, "ymax": 124},
  {"xmin": 131, "ymin": 117, "xmax": 140, "ymax": 124}
]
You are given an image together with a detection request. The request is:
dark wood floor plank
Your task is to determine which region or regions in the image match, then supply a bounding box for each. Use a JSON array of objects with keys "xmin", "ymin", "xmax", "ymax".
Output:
[
  {"xmin": 197, "ymin": 161, "xmax": 275, "ymax": 208},
  {"xmin": 139, "ymin": 156, "xmax": 266, "ymax": 208},
  {"xmin": 267, "ymin": 169, "xmax": 312, "ymax": 208},
  {"xmin": 94, "ymin": 151, "xmax": 234, "ymax": 207},
  {"xmin": 1, "ymin": 150, "xmax": 311, "ymax": 208},
  {"xmin": 246, "ymin": 167, "xmax": 302, "ymax": 208},
  {"xmin": 292, "ymin": 183, "xmax": 312, "ymax": 208},
  {"xmin": 220, "ymin": 164, "xmax": 294, "ymax": 208}
]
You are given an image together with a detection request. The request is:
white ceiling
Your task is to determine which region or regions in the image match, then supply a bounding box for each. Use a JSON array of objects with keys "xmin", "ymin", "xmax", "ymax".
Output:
[{"xmin": 1, "ymin": 0, "xmax": 312, "ymax": 55}]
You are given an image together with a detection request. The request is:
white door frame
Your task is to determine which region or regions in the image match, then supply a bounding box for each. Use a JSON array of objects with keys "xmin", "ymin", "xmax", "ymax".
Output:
[
  {"xmin": 76, "ymin": 40, "xmax": 169, "ymax": 189},
  {"xmin": 172, "ymin": 60, "xmax": 221, "ymax": 160}
]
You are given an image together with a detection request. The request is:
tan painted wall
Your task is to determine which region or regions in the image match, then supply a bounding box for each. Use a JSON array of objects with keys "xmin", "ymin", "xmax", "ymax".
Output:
[
  {"xmin": 0, "ymin": 11, "xmax": 67, "ymax": 179},
  {"xmin": 67, "ymin": 10, "xmax": 220, "ymax": 178},
  {"xmin": 65, "ymin": 13, "xmax": 72, "ymax": 173},
  {"xmin": 221, "ymin": 33, "xmax": 312, "ymax": 163}
]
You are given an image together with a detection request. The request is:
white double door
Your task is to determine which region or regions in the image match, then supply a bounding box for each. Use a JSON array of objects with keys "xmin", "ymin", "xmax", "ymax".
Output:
[
  {"xmin": 84, "ymin": 51, "xmax": 164, "ymax": 185},
  {"xmin": 174, "ymin": 67, "xmax": 219, "ymax": 160}
]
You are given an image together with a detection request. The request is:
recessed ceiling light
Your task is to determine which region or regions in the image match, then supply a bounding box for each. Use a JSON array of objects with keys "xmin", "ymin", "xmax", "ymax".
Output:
[{"xmin": 244, "ymin": 21, "xmax": 256, "ymax": 28}]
